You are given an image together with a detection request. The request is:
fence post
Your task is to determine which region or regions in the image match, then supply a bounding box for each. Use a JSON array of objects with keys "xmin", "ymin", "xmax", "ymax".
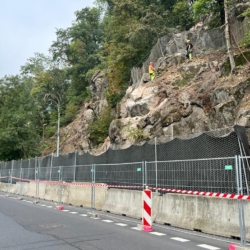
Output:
[
  {"xmin": 19, "ymin": 168, "xmax": 23, "ymax": 196},
  {"xmin": 7, "ymin": 169, "xmax": 11, "ymax": 194},
  {"xmin": 142, "ymin": 161, "xmax": 145, "ymax": 190},
  {"xmin": 235, "ymin": 155, "xmax": 246, "ymax": 246},
  {"xmin": 155, "ymin": 137, "xmax": 158, "ymax": 192},
  {"xmin": 91, "ymin": 164, "xmax": 96, "ymax": 212},
  {"xmin": 49, "ymin": 153, "xmax": 53, "ymax": 181},
  {"xmin": 11, "ymin": 160, "xmax": 14, "ymax": 184},
  {"xmin": 74, "ymin": 150, "xmax": 77, "ymax": 182},
  {"xmin": 58, "ymin": 166, "xmax": 62, "ymax": 205},
  {"xmin": 35, "ymin": 157, "xmax": 39, "ymax": 203},
  {"xmin": 144, "ymin": 161, "xmax": 147, "ymax": 189}
]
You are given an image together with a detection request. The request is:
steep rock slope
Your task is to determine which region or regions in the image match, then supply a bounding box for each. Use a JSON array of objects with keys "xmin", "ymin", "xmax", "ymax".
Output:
[{"xmin": 49, "ymin": 50, "xmax": 250, "ymax": 156}]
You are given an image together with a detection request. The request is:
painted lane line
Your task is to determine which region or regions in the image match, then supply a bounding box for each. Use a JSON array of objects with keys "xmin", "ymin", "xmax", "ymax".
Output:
[
  {"xmin": 197, "ymin": 244, "xmax": 220, "ymax": 250},
  {"xmin": 62, "ymin": 210, "xmax": 69, "ymax": 212},
  {"xmin": 131, "ymin": 227, "xmax": 141, "ymax": 230},
  {"xmin": 90, "ymin": 217, "xmax": 100, "ymax": 220},
  {"xmin": 102, "ymin": 220, "xmax": 114, "ymax": 223},
  {"xmin": 46, "ymin": 206, "xmax": 53, "ymax": 208},
  {"xmin": 115, "ymin": 223, "xmax": 128, "ymax": 227},
  {"xmin": 171, "ymin": 237, "xmax": 190, "ymax": 242},
  {"xmin": 40, "ymin": 204, "xmax": 47, "ymax": 206},
  {"xmin": 69, "ymin": 212, "xmax": 78, "ymax": 214},
  {"xmin": 79, "ymin": 214, "xmax": 87, "ymax": 217},
  {"xmin": 149, "ymin": 232, "xmax": 166, "ymax": 236}
]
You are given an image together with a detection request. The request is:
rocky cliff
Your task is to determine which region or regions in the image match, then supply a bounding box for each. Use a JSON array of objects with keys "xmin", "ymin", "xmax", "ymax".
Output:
[{"xmin": 47, "ymin": 47, "xmax": 250, "ymax": 157}]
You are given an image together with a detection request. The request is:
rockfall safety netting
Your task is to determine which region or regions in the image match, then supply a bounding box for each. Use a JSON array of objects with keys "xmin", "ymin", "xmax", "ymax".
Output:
[
  {"xmin": 0, "ymin": 126, "xmax": 249, "ymax": 195},
  {"xmin": 131, "ymin": 17, "xmax": 250, "ymax": 86}
]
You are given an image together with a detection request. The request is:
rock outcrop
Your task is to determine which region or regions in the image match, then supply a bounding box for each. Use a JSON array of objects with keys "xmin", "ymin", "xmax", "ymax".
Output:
[{"xmin": 53, "ymin": 49, "xmax": 250, "ymax": 156}]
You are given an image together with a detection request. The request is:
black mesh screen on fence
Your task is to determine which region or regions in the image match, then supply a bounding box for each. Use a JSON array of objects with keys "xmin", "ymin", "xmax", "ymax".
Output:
[
  {"xmin": 0, "ymin": 131, "xmax": 242, "ymax": 168},
  {"xmin": 0, "ymin": 128, "xmax": 249, "ymax": 194}
]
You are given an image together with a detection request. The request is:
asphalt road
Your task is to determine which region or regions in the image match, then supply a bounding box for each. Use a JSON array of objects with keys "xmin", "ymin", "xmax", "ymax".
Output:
[{"xmin": 0, "ymin": 192, "xmax": 246, "ymax": 250}]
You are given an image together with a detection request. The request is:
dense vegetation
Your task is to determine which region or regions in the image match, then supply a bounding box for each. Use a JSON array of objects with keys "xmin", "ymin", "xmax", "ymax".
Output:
[{"xmin": 0, "ymin": 0, "xmax": 249, "ymax": 160}]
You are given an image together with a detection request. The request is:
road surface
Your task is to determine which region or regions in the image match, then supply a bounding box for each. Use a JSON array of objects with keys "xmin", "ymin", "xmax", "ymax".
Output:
[{"xmin": 0, "ymin": 192, "xmax": 245, "ymax": 250}]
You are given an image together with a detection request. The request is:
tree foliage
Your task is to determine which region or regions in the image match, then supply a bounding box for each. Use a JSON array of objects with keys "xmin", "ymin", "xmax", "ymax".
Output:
[
  {"xmin": 3, "ymin": 0, "xmax": 247, "ymax": 159},
  {"xmin": 50, "ymin": 7, "xmax": 104, "ymax": 101},
  {"xmin": 0, "ymin": 76, "xmax": 40, "ymax": 160}
]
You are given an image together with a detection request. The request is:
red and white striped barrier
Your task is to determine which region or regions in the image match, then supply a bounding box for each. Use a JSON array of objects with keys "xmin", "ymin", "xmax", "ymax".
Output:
[
  {"xmin": 2, "ymin": 176, "xmax": 250, "ymax": 200},
  {"xmin": 142, "ymin": 187, "xmax": 153, "ymax": 232}
]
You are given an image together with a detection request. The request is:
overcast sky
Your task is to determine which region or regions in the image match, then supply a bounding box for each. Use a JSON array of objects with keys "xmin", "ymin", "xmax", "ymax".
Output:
[{"xmin": 0, "ymin": 0, "xmax": 95, "ymax": 78}]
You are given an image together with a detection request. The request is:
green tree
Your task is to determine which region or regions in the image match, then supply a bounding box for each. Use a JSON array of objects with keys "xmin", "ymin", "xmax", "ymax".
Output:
[
  {"xmin": 0, "ymin": 76, "xmax": 40, "ymax": 160},
  {"xmin": 240, "ymin": 2, "xmax": 250, "ymax": 47},
  {"xmin": 50, "ymin": 7, "xmax": 104, "ymax": 103},
  {"xmin": 193, "ymin": 0, "xmax": 224, "ymax": 27}
]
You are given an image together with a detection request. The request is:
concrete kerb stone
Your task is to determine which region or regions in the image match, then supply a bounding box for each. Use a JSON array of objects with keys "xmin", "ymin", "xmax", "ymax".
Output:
[{"xmin": 87, "ymin": 212, "xmax": 99, "ymax": 218}]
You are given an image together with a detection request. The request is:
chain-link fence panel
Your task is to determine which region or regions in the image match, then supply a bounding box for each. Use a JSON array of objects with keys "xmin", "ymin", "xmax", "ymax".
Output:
[
  {"xmin": 95, "ymin": 162, "xmax": 144, "ymax": 189},
  {"xmin": 0, "ymin": 169, "xmax": 10, "ymax": 183},
  {"xmin": 146, "ymin": 157, "xmax": 238, "ymax": 194},
  {"xmin": 22, "ymin": 168, "xmax": 35, "ymax": 181},
  {"xmin": 39, "ymin": 167, "xmax": 50, "ymax": 181},
  {"xmin": 61, "ymin": 166, "xmax": 75, "ymax": 182},
  {"xmin": 238, "ymin": 156, "xmax": 250, "ymax": 195},
  {"xmin": 74, "ymin": 164, "xmax": 92, "ymax": 182},
  {"xmin": 49, "ymin": 167, "xmax": 61, "ymax": 181}
]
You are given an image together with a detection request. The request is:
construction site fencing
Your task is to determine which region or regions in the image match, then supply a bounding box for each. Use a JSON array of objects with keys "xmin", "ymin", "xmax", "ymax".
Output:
[
  {"xmin": 0, "ymin": 127, "xmax": 249, "ymax": 195},
  {"xmin": 1, "ymin": 156, "xmax": 249, "ymax": 195}
]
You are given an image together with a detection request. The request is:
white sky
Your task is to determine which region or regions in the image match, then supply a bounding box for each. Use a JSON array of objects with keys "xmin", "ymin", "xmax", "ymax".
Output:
[{"xmin": 0, "ymin": 0, "xmax": 95, "ymax": 78}]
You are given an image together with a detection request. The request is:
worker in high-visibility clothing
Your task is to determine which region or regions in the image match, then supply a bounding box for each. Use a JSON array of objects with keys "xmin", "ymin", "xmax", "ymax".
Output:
[
  {"xmin": 186, "ymin": 40, "xmax": 193, "ymax": 60},
  {"xmin": 148, "ymin": 62, "xmax": 155, "ymax": 81}
]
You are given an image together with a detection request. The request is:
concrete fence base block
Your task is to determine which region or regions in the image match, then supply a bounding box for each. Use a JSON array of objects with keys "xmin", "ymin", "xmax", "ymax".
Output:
[
  {"xmin": 229, "ymin": 244, "xmax": 250, "ymax": 250},
  {"xmin": 57, "ymin": 205, "xmax": 65, "ymax": 210},
  {"xmin": 87, "ymin": 212, "xmax": 99, "ymax": 218}
]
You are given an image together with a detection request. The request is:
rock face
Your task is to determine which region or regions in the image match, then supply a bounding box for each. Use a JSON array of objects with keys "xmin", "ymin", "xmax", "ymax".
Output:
[
  {"xmin": 55, "ymin": 49, "xmax": 250, "ymax": 155},
  {"xmin": 58, "ymin": 70, "xmax": 110, "ymax": 155}
]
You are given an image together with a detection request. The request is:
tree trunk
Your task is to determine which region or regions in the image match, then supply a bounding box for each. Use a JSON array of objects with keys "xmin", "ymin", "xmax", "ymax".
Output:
[{"xmin": 224, "ymin": 0, "xmax": 236, "ymax": 73}]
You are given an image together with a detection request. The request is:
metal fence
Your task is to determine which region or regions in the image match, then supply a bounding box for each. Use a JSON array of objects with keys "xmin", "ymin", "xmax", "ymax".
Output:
[{"xmin": 1, "ymin": 156, "xmax": 249, "ymax": 195}]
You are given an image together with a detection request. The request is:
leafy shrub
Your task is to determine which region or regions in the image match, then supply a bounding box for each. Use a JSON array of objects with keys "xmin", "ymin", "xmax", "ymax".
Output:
[
  {"xmin": 61, "ymin": 104, "xmax": 78, "ymax": 126},
  {"xmin": 87, "ymin": 106, "xmax": 114, "ymax": 146}
]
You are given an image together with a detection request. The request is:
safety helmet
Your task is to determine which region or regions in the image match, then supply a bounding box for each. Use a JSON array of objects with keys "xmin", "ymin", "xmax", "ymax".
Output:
[
  {"xmin": 186, "ymin": 40, "xmax": 190, "ymax": 43},
  {"xmin": 150, "ymin": 62, "xmax": 153, "ymax": 64}
]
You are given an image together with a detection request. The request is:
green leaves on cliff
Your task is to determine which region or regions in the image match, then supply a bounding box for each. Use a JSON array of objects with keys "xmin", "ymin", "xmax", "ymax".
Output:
[{"xmin": 87, "ymin": 107, "xmax": 114, "ymax": 146}]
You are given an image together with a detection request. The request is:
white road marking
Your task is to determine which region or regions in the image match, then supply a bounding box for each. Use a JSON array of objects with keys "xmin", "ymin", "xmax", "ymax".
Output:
[
  {"xmin": 102, "ymin": 220, "xmax": 113, "ymax": 223},
  {"xmin": 149, "ymin": 232, "xmax": 166, "ymax": 236},
  {"xmin": 198, "ymin": 244, "xmax": 220, "ymax": 250},
  {"xmin": 79, "ymin": 214, "xmax": 87, "ymax": 217},
  {"xmin": 62, "ymin": 210, "xmax": 69, "ymax": 212},
  {"xmin": 70, "ymin": 212, "xmax": 78, "ymax": 214},
  {"xmin": 131, "ymin": 227, "xmax": 141, "ymax": 230},
  {"xmin": 115, "ymin": 223, "xmax": 127, "ymax": 227},
  {"xmin": 171, "ymin": 237, "xmax": 190, "ymax": 242},
  {"xmin": 90, "ymin": 217, "xmax": 100, "ymax": 220},
  {"xmin": 46, "ymin": 206, "xmax": 53, "ymax": 208}
]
